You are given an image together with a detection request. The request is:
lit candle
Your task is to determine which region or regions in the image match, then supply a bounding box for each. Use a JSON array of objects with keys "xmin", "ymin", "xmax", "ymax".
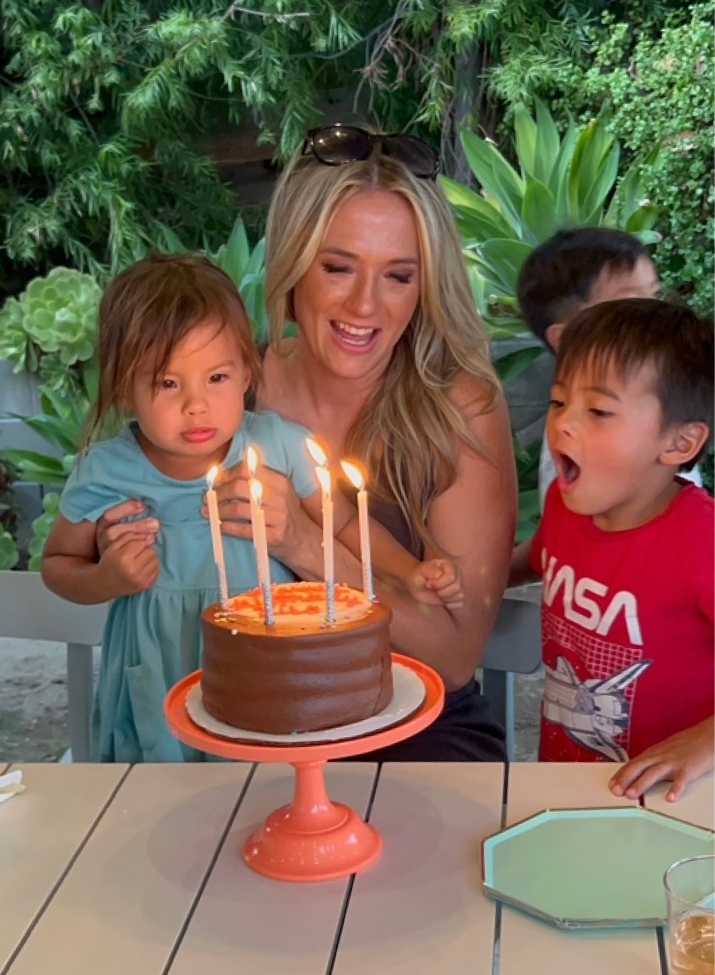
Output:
[
  {"xmin": 246, "ymin": 446, "xmax": 274, "ymax": 626},
  {"xmin": 314, "ymin": 466, "xmax": 335, "ymax": 623},
  {"xmin": 307, "ymin": 439, "xmax": 336, "ymax": 623},
  {"xmin": 206, "ymin": 466, "xmax": 229, "ymax": 609},
  {"xmin": 341, "ymin": 460, "xmax": 374, "ymax": 602}
]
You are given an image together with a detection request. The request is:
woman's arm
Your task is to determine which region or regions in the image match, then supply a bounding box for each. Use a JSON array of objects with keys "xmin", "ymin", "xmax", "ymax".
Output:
[
  {"xmin": 43, "ymin": 513, "xmax": 160, "ymax": 604},
  {"xmin": 214, "ymin": 381, "xmax": 516, "ymax": 690}
]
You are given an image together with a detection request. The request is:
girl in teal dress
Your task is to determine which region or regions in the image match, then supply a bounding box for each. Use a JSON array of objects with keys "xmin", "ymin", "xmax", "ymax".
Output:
[
  {"xmin": 42, "ymin": 255, "xmax": 318, "ymax": 762},
  {"xmin": 42, "ymin": 255, "xmax": 464, "ymax": 763}
]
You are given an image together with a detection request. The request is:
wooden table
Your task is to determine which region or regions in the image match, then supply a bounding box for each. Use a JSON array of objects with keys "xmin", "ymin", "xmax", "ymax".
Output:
[{"xmin": 0, "ymin": 761, "xmax": 711, "ymax": 975}]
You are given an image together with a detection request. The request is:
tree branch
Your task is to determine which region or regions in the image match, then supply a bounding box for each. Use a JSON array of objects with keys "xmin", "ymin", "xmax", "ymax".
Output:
[{"xmin": 223, "ymin": 3, "xmax": 310, "ymax": 22}]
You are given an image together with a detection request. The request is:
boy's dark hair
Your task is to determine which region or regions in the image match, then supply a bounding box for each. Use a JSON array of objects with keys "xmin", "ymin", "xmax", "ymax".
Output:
[
  {"xmin": 517, "ymin": 228, "xmax": 651, "ymax": 344},
  {"xmin": 556, "ymin": 298, "xmax": 714, "ymax": 471}
]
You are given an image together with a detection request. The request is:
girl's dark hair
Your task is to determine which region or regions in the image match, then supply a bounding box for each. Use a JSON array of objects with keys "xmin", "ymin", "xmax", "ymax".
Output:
[
  {"xmin": 86, "ymin": 254, "xmax": 259, "ymax": 443},
  {"xmin": 556, "ymin": 298, "xmax": 714, "ymax": 470}
]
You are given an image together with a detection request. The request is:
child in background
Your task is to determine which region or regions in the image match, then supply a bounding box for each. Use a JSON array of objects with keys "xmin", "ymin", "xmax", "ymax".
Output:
[
  {"xmin": 513, "ymin": 298, "xmax": 714, "ymax": 801},
  {"xmin": 516, "ymin": 227, "xmax": 702, "ymax": 502},
  {"xmin": 41, "ymin": 256, "xmax": 463, "ymax": 763}
]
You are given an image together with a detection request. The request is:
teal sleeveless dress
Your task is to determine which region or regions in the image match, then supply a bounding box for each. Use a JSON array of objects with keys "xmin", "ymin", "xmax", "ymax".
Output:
[{"xmin": 60, "ymin": 411, "xmax": 317, "ymax": 763}]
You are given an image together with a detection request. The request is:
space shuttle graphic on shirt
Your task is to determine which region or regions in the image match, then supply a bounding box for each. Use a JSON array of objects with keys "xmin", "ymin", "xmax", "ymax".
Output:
[{"xmin": 543, "ymin": 656, "xmax": 653, "ymax": 761}]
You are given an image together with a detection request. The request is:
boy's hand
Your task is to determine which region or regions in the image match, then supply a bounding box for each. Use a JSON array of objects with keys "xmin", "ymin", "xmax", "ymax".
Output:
[
  {"xmin": 609, "ymin": 718, "xmax": 715, "ymax": 802},
  {"xmin": 409, "ymin": 558, "xmax": 465, "ymax": 611},
  {"xmin": 98, "ymin": 534, "xmax": 160, "ymax": 598}
]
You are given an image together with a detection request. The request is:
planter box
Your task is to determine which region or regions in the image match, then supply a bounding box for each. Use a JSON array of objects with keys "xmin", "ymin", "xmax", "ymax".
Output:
[{"xmin": 0, "ymin": 569, "xmax": 109, "ymax": 762}]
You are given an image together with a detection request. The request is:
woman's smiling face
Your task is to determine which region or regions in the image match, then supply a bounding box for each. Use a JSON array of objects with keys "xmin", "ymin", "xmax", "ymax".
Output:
[{"xmin": 292, "ymin": 188, "xmax": 421, "ymax": 385}]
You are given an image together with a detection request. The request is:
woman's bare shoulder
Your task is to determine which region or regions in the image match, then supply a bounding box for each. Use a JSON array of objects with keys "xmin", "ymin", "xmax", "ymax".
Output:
[{"xmin": 449, "ymin": 371, "xmax": 505, "ymax": 419}]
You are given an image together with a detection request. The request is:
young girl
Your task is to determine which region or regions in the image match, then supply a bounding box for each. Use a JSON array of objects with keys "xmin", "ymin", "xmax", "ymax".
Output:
[{"xmin": 42, "ymin": 255, "xmax": 463, "ymax": 763}]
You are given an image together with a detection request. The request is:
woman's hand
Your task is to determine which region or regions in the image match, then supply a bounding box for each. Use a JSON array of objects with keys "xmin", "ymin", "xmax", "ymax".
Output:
[
  {"xmin": 210, "ymin": 462, "xmax": 315, "ymax": 566},
  {"xmin": 96, "ymin": 501, "xmax": 159, "ymax": 557}
]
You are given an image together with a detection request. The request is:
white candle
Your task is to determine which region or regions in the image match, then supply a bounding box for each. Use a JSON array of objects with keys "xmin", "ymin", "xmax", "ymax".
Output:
[
  {"xmin": 341, "ymin": 460, "xmax": 374, "ymax": 602},
  {"xmin": 206, "ymin": 466, "xmax": 229, "ymax": 609},
  {"xmin": 246, "ymin": 446, "xmax": 274, "ymax": 625},
  {"xmin": 314, "ymin": 465, "xmax": 336, "ymax": 624}
]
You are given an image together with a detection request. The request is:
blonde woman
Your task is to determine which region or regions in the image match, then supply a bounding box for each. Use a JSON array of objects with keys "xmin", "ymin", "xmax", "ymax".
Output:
[{"xmin": 101, "ymin": 127, "xmax": 518, "ymax": 761}]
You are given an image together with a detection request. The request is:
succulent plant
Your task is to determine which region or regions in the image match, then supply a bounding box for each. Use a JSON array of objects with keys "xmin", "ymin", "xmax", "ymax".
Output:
[
  {"xmin": 0, "ymin": 527, "xmax": 19, "ymax": 571},
  {"xmin": 27, "ymin": 492, "xmax": 61, "ymax": 571},
  {"xmin": 0, "ymin": 267, "xmax": 101, "ymax": 376}
]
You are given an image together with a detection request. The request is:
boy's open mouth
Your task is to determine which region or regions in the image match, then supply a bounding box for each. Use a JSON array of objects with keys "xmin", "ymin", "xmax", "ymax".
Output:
[{"xmin": 558, "ymin": 453, "xmax": 581, "ymax": 485}]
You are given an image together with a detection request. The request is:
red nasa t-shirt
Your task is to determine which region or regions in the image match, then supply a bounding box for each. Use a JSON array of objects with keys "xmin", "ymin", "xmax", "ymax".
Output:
[{"xmin": 531, "ymin": 482, "xmax": 714, "ymax": 763}]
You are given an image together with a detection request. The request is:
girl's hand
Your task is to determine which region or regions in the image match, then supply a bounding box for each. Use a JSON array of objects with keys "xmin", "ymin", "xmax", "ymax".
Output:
[
  {"xmin": 409, "ymin": 558, "xmax": 465, "ymax": 610},
  {"xmin": 98, "ymin": 534, "xmax": 160, "ymax": 597},
  {"xmin": 96, "ymin": 501, "xmax": 159, "ymax": 557},
  {"xmin": 211, "ymin": 462, "xmax": 313, "ymax": 565}
]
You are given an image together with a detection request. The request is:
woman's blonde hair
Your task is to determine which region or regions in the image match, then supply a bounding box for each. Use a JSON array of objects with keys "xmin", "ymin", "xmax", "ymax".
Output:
[
  {"xmin": 265, "ymin": 149, "xmax": 501, "ymax": 549},
  {"xmin": 86, "ymin": 254, "xmax": 260, "ymax": 445}
]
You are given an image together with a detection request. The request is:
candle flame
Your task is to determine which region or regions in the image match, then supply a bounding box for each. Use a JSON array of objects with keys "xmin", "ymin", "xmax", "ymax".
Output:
[
  {"xmin": 341, "ymin": 460, "xmax": 364, "ymax": 491},
  {"xmin": 306, "ymin": 438, "xmax": 328, "ymax": 467},
  {"xmin": 246, "ymin": 445, "xmax": 258, "ymax": 477},
  {"xmin": 315, "ymin": 466, "xmax": 331, "ymax": 495},
  {"xmin": 250, "ymin": 479, "xmax": 263, "ymax": 504},
  {"xmin": 206, "ymin": 465, "xmax": 219, "ymax": 488}
]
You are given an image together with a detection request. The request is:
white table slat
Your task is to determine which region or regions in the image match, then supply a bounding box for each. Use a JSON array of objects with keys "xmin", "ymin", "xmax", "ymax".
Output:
[
  {"xmin": 643, "ymin": 772, "xmax": 715, "ymax": 830},
  {"xmin": 168, "ymin": 761, "xmax": 380, "ymax": 975},
  {"xmin": 332, "ymin": 762, "xmax": 504, "ymax": 975},
  {"xmin": 5, "ymin": 763, "xmax": 251, "ymax": 975},
  {"xmin": 0, "ymin": 763, "xmax": 128, "ymax": 972},
  {"xmin": 499, "ymin": 763, "xmax": 661, "ymax": 975}
]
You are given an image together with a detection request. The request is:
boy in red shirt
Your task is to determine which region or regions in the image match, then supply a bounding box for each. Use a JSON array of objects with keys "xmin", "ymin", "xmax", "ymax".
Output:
[{"xmin": 512, "ymin": 298, "xmax": 713, "ymax": 801}]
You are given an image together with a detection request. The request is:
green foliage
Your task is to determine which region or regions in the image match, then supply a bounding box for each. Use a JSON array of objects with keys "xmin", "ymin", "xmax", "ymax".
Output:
[
  {"xmin": 2, "ymin": 369, "xmax": 97, "ymax": 488},
  {"xmin": 0, "ymin": 528, "xmax": 19, "ymax": 570},
  {"xmin": 508, "ymin": 3, "xmax": 715, "ymax": 314},
  {"xmin": 442, "ymin": 99, "xmax": 660, "ymax": 348},
  {"xmin": 27, "ymin": 493, "xmax": 61, "ymax": 572},
  {"xmin": 161, "ymin": 217, "xmax": 269, "ymax": 343},
  {"xmin": 0, "ymin": 268, "xmax": 101, "ymax": 391}
]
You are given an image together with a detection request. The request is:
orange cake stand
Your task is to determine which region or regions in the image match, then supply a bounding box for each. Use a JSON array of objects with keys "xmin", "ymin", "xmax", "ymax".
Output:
[{"xmin": 165, "ymin": 653, "xmax": 444, "ymax": 883}]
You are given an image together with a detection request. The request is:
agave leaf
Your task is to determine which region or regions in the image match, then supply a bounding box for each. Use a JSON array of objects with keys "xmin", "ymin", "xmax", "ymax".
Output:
[
  {"xmin": 460, "ymin": 130, "xmax": 525, "ymax": 236},
  {"xmin": 520, "ymin": 176, "xmax": 558, "ymax": 244},
  {"xmin": 550, "ymin": 122, "xmax": 580, "ymax": 223},
  {"xmin": 581, "ymin": 143, "xmax": 620, "ymax": 218},
  {"xmin": 452, "ymin": 204, "xmax": 515, "ymax": 244},
  {"xmin": 9, "ymin": 414, "xmax": 78, "ymax": 455},
  {"xmin": 632, "ymin": 229, "xmax": 661, "ymax": 246},
  {"xmin": 492, "ymin": 346, "xmax": 545, "ymax": 383},
  {"xmin": 568, "ymin": 120, "xmax": 616, "ymax": 220},
  {"xmin": 218, "ymin": 219, "xmax": 250, "ymax": 286},
  {"xmin": 513, "ymin": 103, "xmax": 538, "ymax": 178},
  {"xmin": 245, "ymin": 237, "xmax": 266, "ymax": 278},
  {"xmin": 625, "ymin": 205, "xmax": 660, "ymax": 234},
  {"xmin": 533, "ymin": 97, "xmax": 561, "ymax": 185},
  {"xmin": 0, "ymin": 450, "xmax": 67, "ymax": 487},
  {"xmin": 516, "ymin": 488, "xmax": 541, "ymax": 544},
  {"xmin": 477, "ymin": 239, "xmax": 533, "ymax": 294},
  {"xmin": 157, "ymin": 224, "xmax": 187, "ymax": 254}
]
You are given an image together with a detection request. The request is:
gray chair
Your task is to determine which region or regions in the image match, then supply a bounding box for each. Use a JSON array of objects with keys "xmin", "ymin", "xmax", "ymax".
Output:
[
  {"xmin": 480, "ymin": 585, "xmax": 542, "ymax": 762},
  {"xmin": 0, "ymin": 572, "xmax": 108, "ymax": 762}
]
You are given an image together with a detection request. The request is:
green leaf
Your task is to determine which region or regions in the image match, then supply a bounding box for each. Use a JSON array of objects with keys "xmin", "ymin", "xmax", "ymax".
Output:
[
  {"xmin": 520, "ymin": 176, "xmax": 558, "ymax": 244},
  {"xmin": 513, "ymin": 104, "xmax": 538, "ymax": 177},
  {"xmin": 459, "ymin": 130, "xmax": 525, "ymax": 235},
  {"xmin": 219, "ymin": 219, "xmax": 250, "ymax": 286},
  {"xmin": 532, "ymin": 97, "xmax": 561, "ymax": 185},
  {"xmin": 493, "ymin": 346, "xmax": 545, "ymax": 383},
  {"xmin": 477, "ymin": 239, "xmax": 533, "ymax": 294}
]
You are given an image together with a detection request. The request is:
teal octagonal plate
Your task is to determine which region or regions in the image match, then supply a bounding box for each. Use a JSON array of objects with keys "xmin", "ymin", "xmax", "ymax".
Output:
[{"xmin": 481, "ymin": 807, "xmax": 714, "ymax": 929}]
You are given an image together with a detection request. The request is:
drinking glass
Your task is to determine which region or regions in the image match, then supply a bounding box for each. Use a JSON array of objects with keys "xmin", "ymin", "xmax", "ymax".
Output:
[{"xmin": 664, "ymin": 855, "xmax": 715, "ymax": 975}]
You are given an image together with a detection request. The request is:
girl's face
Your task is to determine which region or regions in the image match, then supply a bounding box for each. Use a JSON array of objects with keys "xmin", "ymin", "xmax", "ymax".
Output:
[
  {"xmin": 292, "ymin": 189, "xmax": 421, "ymax": 387},
  {"xmin": 546, "ymin": 360, "xmax": 678, "ymax": 531},
  {"xmin": 129, "ymin": 321, "xmax": 250, "ymax": 479}
]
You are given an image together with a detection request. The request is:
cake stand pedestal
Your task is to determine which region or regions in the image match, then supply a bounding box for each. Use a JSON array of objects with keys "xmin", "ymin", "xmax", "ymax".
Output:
[{"xmin": 165, "ymin": 653, "xmax": 444, "ymax": 883}]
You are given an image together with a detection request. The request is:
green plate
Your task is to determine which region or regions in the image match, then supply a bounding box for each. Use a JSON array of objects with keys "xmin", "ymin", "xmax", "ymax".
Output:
[{"xmin": 481, "ymin": 807, "xmax": 714, "ymax": 929}]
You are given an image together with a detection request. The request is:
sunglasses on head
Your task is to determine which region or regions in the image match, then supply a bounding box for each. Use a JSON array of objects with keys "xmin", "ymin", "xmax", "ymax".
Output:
[{"xmin": 301, "ymin": 125, "xmax": 440, "ymax": 180}]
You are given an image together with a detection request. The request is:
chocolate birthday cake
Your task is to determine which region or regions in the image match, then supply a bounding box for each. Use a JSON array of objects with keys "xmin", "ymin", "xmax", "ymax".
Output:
[{"xmin": 200, "ymin": 582, "xmax": 393, "ymax": 734}]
